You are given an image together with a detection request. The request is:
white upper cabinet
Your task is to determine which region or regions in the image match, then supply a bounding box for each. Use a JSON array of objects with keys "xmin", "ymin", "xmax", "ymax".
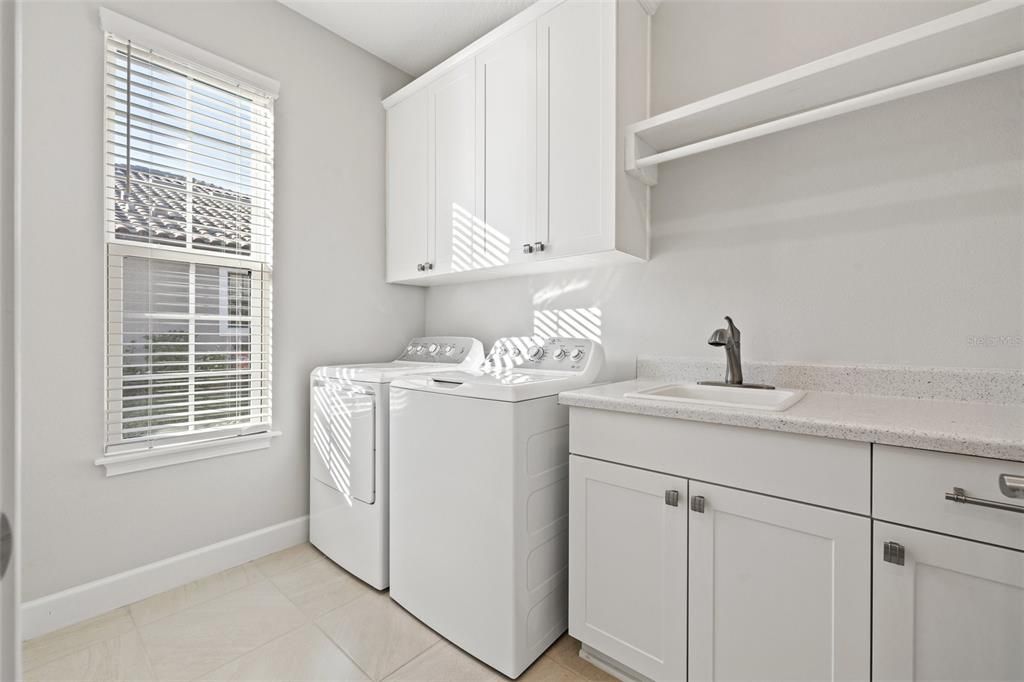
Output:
[
  {"xmin": 536, "ymin": 0, "xmax": 611, "ymax": 260},
  {"xmin": 385, "ymin": 87, "xmax": 430, "ymax": 282},
  {"xmin": 382, "ymin": 0, "xmax": 653, "ymax": 286},
  {"xmin": 477, "ymin": 22, "xmax": 536, "ymax": 268},
  {"xmin": 429, "ymin": 61, "xmax": 477, "ymax": 276}
]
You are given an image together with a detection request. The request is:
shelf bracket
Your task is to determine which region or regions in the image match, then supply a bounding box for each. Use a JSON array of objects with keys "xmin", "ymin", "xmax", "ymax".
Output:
[{"xmin": 625, "ymin": 131, "xmax": 658, "ymax": 187}]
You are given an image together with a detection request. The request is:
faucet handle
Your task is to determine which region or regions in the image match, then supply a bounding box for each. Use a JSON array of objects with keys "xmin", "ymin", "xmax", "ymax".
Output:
[{"xmin": 723, "ymin": 316, "xmax": 739, "ymax": 340}]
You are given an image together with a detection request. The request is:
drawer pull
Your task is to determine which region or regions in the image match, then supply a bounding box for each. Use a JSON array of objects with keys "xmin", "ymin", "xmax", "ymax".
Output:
[
  {"xmin": 945, "ymin": 486, "xmax": 1024, "ymax": 514},
  {"xmin": 1000, "ymin": 474, "xmax": 1024, "ymax": 499}
]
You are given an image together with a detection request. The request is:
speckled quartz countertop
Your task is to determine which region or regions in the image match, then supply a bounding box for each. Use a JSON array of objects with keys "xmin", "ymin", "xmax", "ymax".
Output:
[{"xmin": 559, "ymin": 359, "xmax": 1024, "ymax": 461}]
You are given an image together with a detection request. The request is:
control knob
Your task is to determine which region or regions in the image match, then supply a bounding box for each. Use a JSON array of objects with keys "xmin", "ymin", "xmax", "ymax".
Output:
[
  {"xmin": 427, "ymin": 343, "xmax": 440, "ymax": 355},
  {"xmin": 528, "ymin": 346, "xmax": 545, "ymax": 361},
  {"xmin": 443, "ymin": 344, "xmax": 455, "ymax": 356},
  {"xmin": 510, "ymin": 347, "xmax": 521, "ymax": 357},
  {"xmin": 570, "ymin": 349, "xmax": 585, "ymax": 362},
  {"xmin": 553, "ymin": 348, "xmax": 567, "ymax": 360}
]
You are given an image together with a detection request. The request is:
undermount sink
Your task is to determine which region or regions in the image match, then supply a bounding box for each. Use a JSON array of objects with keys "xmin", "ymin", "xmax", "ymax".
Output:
[{"xmin": 624, "ymin": 383, "xmax": 806, "ymax": 412}]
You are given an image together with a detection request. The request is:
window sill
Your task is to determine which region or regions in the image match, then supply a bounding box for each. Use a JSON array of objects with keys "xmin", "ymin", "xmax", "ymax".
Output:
[{"xmin": 94, "ymin": 431, "xmax": 282, "ymax": 477}]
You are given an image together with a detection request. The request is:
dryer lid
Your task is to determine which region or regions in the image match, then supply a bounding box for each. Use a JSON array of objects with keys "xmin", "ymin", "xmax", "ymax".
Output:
[
  {"xmin": 311, "ymin": 336, "xmax": 486, "ymax": 384},
  {"xmin": 312, "ymin": 362, "xmax": 455, "ymax": 385}
]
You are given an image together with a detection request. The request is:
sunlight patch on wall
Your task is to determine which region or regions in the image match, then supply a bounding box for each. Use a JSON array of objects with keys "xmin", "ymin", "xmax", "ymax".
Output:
[
  {"xmin": 531, "ymin": 278, "xmax": 592, "ymax": 307},
  {"xmin": 533, "ymin": 307, "xmax": 602, "ymax": 342}
]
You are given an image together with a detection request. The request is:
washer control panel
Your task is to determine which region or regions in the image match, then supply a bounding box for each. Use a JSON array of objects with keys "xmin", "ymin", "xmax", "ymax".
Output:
[
  {"xmin": 398, "ymin": 337, "xmax": 481, "ymax": 364},
  {"xmin": 487, "ymin": 337, "xmax": 599, "ymax": 373}
]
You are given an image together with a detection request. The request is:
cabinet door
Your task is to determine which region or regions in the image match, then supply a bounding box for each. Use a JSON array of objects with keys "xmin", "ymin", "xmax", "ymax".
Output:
[
  {"xmin": 385, "ymin": 88, "xmax": 430, "ymax": 282},
  {"xmin": 429, "ymin": 61, "xmax": 477, "ymax": 275},
  {"xmin": 476, "ymin": 22, "xmax": 536, "ymax": 268},
  {"xmin": 568, "ymin": 456, "xmax": 687, "ymax": 681},
  {"xmin": 536, "ymin": 0, "xmax": 614, "ymax": 259},
  {"xmin": 689, "ymin": 483, "xmax": 870, "ymax": 682},
  {"xmin": 874, "ymin": 522, "xmax": 1024, "ymax": 681}
]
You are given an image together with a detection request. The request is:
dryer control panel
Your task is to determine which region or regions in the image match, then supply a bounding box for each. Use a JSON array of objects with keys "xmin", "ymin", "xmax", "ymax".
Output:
[{"xmin": 398, "ymin": 337, "xmax": 485, "ymax": 365}]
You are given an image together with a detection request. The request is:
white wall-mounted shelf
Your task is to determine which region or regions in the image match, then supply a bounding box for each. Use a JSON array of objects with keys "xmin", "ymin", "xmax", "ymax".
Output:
[{"xmin": 626, "ymin": 0, "xmax": 1024, "ymax": 186}]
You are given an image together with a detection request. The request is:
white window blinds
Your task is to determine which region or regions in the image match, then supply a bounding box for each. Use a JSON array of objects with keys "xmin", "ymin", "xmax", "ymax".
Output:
[{"xmin": 104, "ymin": 32, "xmax": 275, "ymax": 455}]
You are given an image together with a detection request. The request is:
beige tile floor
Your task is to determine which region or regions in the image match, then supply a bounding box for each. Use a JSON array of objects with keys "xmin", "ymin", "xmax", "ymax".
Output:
[{"xmin": 23, "ymin": 544, "xmax": 616, "ymax": 682}]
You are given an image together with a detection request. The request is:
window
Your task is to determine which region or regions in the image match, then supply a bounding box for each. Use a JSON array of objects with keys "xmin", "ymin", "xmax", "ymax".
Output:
[{"xmin": 103, "ymin": 25, "xmax": 275, "ymax": 464}]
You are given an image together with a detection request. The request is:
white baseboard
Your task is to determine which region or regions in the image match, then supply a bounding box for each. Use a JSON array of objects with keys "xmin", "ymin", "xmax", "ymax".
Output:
[{"xmin": 22, "ymin": 515, "xmax": 309, "ymax": 640}]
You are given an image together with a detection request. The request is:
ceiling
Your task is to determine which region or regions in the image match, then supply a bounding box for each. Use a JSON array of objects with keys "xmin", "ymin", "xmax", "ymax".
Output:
[{"xmin": 279, "ymin": 0, "xmax": 538, "ymax": 77}]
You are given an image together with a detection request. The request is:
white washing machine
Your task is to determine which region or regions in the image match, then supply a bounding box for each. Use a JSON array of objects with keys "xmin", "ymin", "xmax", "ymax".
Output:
[
  {"xmin": 389, "ymin": 337, "xmax": 604, "ymax": 678},
  {"xmin": 309, "ymin": 336, "xmax": 484, "ymax": 589}
]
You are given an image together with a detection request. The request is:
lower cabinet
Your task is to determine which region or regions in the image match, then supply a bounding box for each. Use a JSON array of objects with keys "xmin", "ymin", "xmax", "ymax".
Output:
[
  {"xmin": 569, "ymin": 432, "xmax": 1021, "ymax": 681},
  {"xmin": 569, "ymin": 456, "xmax": 870, "ymax": 682},
  {"xmin": 568, "ymin": 456, "xmax": 687, "ymax": 681},
  {"xmin": 873, "ymin": 522, "xmax": 1024, "ymax": 681},
  {"xmin": 688, "ymin": 482, "xmax": 870, "ymax": 682}
]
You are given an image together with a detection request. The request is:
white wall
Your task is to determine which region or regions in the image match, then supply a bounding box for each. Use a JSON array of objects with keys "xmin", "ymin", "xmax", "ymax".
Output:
[
  {"xmin": 17, "ymin": 0, "xmax": 1024, "ymax": 607},
  {"xmin": 18, "ymin": 0, "xmax": 421, "ymax": 601},
  {"xmin": 426, "ymin": 0, "xmax": 1024, "ymax": 379}
]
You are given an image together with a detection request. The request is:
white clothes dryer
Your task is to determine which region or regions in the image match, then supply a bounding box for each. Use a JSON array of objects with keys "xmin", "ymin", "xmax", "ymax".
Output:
[{"xmin": 309, "ymin": 336, "xmax": 484, "ymax": 589}]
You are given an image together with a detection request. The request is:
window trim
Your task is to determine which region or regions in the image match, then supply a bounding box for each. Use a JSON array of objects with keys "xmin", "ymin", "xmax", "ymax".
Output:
[
  {"xmin": 94, "ymin": 430, "xmax": 282, "ymax": 477},
  {"xmin": 99, "ymin": 9, "xmax": 280, "ymax": 99},
  {"xmin": 99, "ymin": 13, "xmax": 277, "ymax": 473}
]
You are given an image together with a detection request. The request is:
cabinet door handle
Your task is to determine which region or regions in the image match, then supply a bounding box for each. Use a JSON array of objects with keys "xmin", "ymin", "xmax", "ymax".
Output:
[
  {"xmin": 945, "ymin": 486, "xmax": 1024, "ymax": 514},
  {"xmin": 1000, "ymin": 474, "xmax": 1024, "ymax": 499},
  {"xmin": 533, "ymin": 241, "xmax": 546, "ymax": 252},
  {"xmin": 690, "ymin": 495, "xmax": 705, "ymax": 513},
  {"xmin": 883, "ymin": 541, "xmax": 905, "ymax": 566},
  {"xmin": 425, "ymin": 262, "xmax": 434, "ymax": 271},
  {"xmin": 416, "ymin": 263, "xmax": 425, "ymax": 272},
  {"xmin": 664, "ymin": 490, "xmax": 679, "ymax": 507},
  {"xmin": 522, "ymin": 243, "xmax": 534, "ymax": 254}
]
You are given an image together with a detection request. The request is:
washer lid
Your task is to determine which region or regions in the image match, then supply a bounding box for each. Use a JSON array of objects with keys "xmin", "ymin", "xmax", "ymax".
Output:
[
  {"xmin": 392, "ymin": 337, "xmax": 605, "ymax": 401},
  {"xmin": 391, "ymin": 369, "xmax": 598, "ymax": 402}
]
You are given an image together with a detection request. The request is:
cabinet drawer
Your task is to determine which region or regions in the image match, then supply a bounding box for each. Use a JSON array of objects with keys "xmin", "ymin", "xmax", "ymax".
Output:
[
  {"xmin": 569, "ymin": 408, "xmax": 870, "ymax": 514},
  {"xmin": 874, "ymin": 445, "xmax": 1024, "ymax": 551}
]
